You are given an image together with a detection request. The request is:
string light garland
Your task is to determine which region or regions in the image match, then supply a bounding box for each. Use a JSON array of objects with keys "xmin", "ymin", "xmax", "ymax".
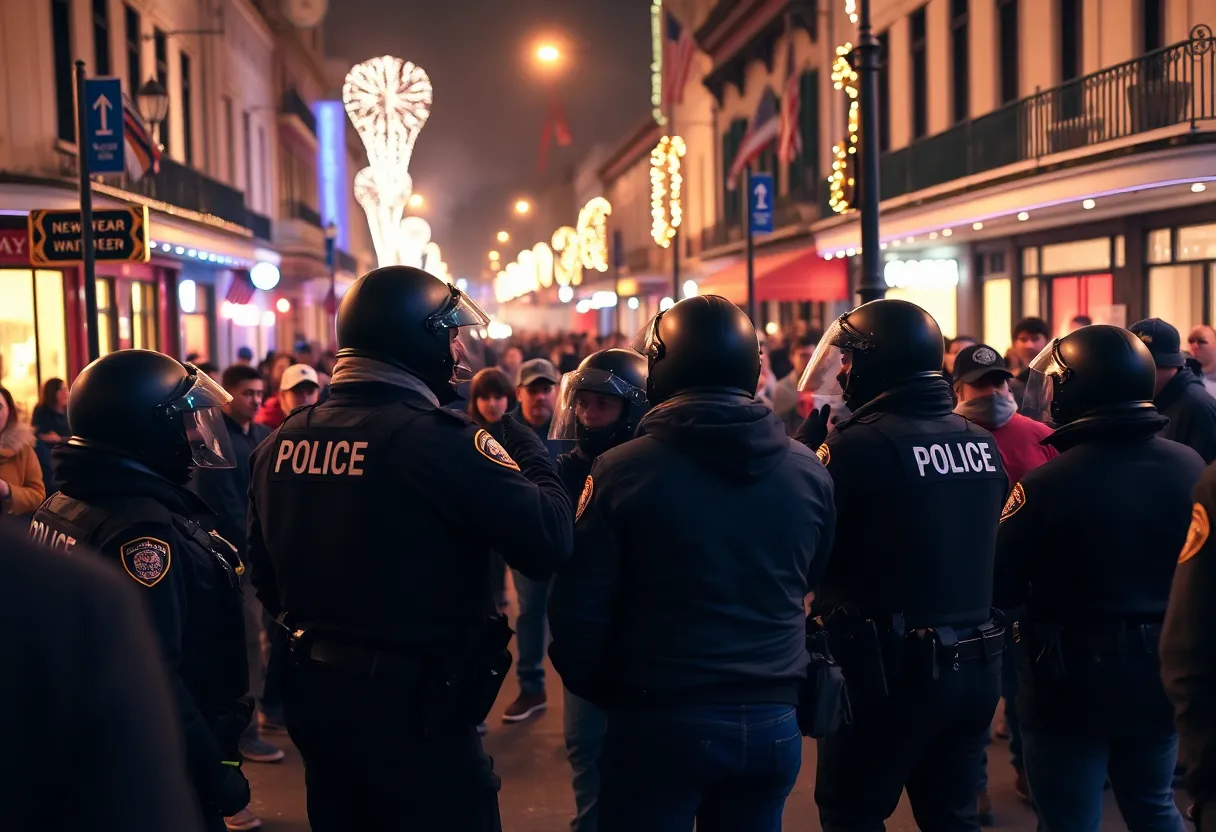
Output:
[
  {"xmin": 494, "ymin": 198, "xmax": 614, "ymax": 302},
  {"xmin": 552, "ymin": 226, "xmax": 582, "ymax": 287},
  {"xmin": 577, "ymin": 197, "xmax": 613, "ymax": 272},
  {"xmin": 828, "ymin": 43, "xmax": 859, "ymax": 214},
  {"xmin": 650, "ymin": 135, "xmax": 687, "ymax": 248},
  {"xmin": 844, "ymin": 0, "xmax": 858, "ymax": 24}
]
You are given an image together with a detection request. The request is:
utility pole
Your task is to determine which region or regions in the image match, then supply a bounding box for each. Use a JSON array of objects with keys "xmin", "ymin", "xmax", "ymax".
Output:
[
  {"xmin": 75, "ymin": 61, "xmax": 101, "ymax": 362},
  {"xmin": 856, "ymin": 0, "xmax": 885, "ymax": 303}
]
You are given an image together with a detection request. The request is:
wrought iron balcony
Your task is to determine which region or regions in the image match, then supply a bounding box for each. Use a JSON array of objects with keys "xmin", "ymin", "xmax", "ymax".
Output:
[
  {"xmin": 879, "ymin": 26, "xmax": 1216, "ymax": 202},
  {"xmin": 281, "ymin": 200, "xmax": 323, "ymax": 228},
  {"xmin": 281, "ymin": 88, "xmax": 317, "ymax": 136},
  {"xmin": 121, "ymin": 157, "xmax": 262, "ymax": 232}
]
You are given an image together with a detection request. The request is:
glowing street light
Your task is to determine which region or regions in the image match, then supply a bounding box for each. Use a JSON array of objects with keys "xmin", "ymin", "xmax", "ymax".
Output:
[
  {"xmin": 489, "ymin": 250, "xmax": 500, "ymax": 260},
  {"xmin": 497, "ymin": 230, "xmax": 510, "ymax": 243},
  {"xmin": 408, "ymin": 193, "xmax": 424, "ymax": 209},
  {"xmin": 514, "ymin": 199, "xmax": 531, "ymax": 216},
  {"xmin": 536, "ymin": 44, "xmax": 561, "ymax": 64}
]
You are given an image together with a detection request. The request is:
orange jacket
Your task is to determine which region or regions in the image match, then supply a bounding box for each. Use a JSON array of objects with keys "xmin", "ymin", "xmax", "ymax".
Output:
[{"xmin": 0, "ymin": 423, "xmax": 46, "ymax": 515}]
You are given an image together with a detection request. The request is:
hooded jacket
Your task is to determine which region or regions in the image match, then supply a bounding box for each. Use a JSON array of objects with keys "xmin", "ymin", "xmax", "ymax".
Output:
[
  {"xmin": 548, "ymin": 390, "xmax": 835, "ymax": 707},
  {"xmin": 0, "ymin": 422, "xmax": 46, "ymax": 517},
  {"xmin": 1156, "ymin": 365, "xmax": 1216, "ymax": 464}
]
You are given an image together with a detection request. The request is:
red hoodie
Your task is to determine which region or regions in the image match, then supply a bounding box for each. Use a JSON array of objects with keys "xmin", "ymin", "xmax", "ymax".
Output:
[
  {"xmin": 987, "ymin": 412, "xmax": 1058, "ymax": 485},
  {"xmin": 254, "ymin": 393, "xmax": 286, "ymax": 429}
]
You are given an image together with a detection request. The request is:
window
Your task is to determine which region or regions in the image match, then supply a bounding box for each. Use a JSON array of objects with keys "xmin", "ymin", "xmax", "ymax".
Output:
[
  {"xmin": 154, "ymin": 29, "xmax": 170, "ymax": 153},
  {"xmin": 96, "ymin": 278, "xmax": 115, "ymax": 356},
  {"xmin": 130, "ymin": 281, "xmax": 158, "ymax": 350},
  {"xmin": 1178, "ymin": 224, "xmax": 1216, "ymax": 261},
  {"xmin": 910, "ymin": 7, "xmax": 928, "ymax": 139},
  {"xmin": 997, "ymin": 0, "xmax": 1020, "ymax": 104},
  {"xmin": 983, "ymin": 279, "xmax": 1013, "ymax": 356},
  {"xmin": 0, "ymin": 269, "xmax": 68, "ymax": 417},
  {"xmin": 1051, "ymin": 274, "xmax": 1113, "ymax": 336},
  {"xmin": 1142, "ymin": 0, "xmax": 1164, "ymax": 52},
  {"xmin": 242, "ymin": 110, "xmax": 253, "ymax": 199},
  {"xmin": 180, "ymin": 52, "xmax": 193, "ymax": 165},
  {"xmin": 877, "ymin": 31, "xmax": 890, "ymax": 151},
  {"xmin": 721, "ymin": 119, "xmax": 748, "ymax": 228},
  {"xmin": 1058, "ymin": 0, "xmax": 1083, "ymax": 118},
  {"xmin": 257, "ymin": 126, "xmax": 268, "ymax": 211},
  {"xmin": 789, "ymin": 70, "xmax": 821, "ymax": 196},
  {"xmin": 1148, "ymin": 228, "xmax": 1173, "ymax": 263},
  {"xmin": 92, "ymin": 0, "xmax": 111, "ymax": 75},
  {"xmin": 950, "ymin": 0, "xmax": 969, "ymax": 123},
  {"xmin": 1149, "ymin": 264, "xmax": 1206, "ymax": 328},
  {"xmin": 223, "ymin": 97, "xmax": 235, "ymax": 185},
  {"xmin": 124, "ymin": 5, "xmax": 140, "ymax": 96},
  {"xmin": 51, "ymin": 0, "xmax": 75, "ymax": 143},
  {"xmin": 179, "ymin": 281, "xmax": 213, "ymax": 362}
]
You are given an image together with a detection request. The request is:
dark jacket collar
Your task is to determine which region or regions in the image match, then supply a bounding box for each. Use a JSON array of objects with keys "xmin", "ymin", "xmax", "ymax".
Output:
[
  {"xmin": 52, "ymin": 443, "xmax": 214, "ymax": 517},
  {"xmin": 324, "ymin": 380, "xmax": 437, "ymax": 409},
  {"xmin": 1156, "ymin": 366, "xmax": 1204, "ymax": 411}
]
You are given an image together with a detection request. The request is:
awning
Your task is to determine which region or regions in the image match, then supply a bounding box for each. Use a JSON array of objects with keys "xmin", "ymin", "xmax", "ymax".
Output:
[{"xmin": 697, "ymin": 247, "xmax": 848, "ymax": 305}]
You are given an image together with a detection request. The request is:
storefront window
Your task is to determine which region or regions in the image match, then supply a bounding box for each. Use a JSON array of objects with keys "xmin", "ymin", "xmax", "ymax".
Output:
[
  {"xmin": 1148, "ymin": 229, "xmax": 1172, "ymax": 264},
  {"xmin": 0, "ymin": 269, "xmax": 68, "ymax": 416},
  {"xmin": 1115, "ymin": 235, "xmax": 1125, "ymax": 269},
  {"xmin": 1022, "ymin": 278, "xmax": 1040, "ymax": 318},
  {"xmin": 1040, "ymin": 238, "xmax": 1112, "ymax": 274},
  {"xmin": 883, "ymin": 258, "xmax": 958, "ymax": 339},
  {"xmin": 131, "ymin": 281, "xmax": 158, "ymax": 351},
  {"xmin": 1051, "ymin": 274, "xmax": 1113, "ymax": 336},
  {"xmin": 1148, "ymin": 264, "xmax": 1207, "ymax": 330},
  {"xmin": 179, "ymin": 279, "xmax": 212, "ymax": 361},
  {"xmin": 1178, "ymin": 224, "xmax": 1216, "ymax": 262},
  {"xmin": 1022, "ymin": 247, "xmax": 1039, "ymax": 277},
  {"xmin": 35, "ymin": 270, "xmax": 67, "ymax": 395},
  {"xmin": 96, "ymin": 278, "xmax": 114, "ymax": 356},
  {"xmin": 983, "ymin": 278, "xmax": 1012, "ymax": 356}
]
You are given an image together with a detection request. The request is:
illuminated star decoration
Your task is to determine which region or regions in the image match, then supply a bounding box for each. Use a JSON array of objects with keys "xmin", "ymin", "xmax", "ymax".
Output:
[
  {"xmin": 650, "ymin": 135, "xmax": 686, "ymax": 248},
  {"xmin": 828, "ymin": 43, "xmax": 859, "ymax": 214},
  {"xmin": 343, "ymin": 56, "xmax": 434, "ymax": 267}
]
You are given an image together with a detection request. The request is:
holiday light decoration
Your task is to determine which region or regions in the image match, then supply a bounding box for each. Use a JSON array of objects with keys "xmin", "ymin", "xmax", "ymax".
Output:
[
  {"xmin": 828, "ymin": 43, "xmax": 859, "ymax": 214},
  {"xmin": 533, "ymin": 242, "xmax": 555, "ymax": 288},
  {"xmin": 650, "ymin": 135, "xmax": 687, "ymax": 248},
  {"xmin": 343, "ymin": 56, "xmax": 433, "ymax": 267},
  {"xmin": 844, "ymin": 0, "xmax": 858, "ymax": 23},
  {"xmin": 577, "ymin": 197, "xmax": 613, "ymax": 272},
  {"xmin": 399, "ymin": 216, "xmax": 432, "ymax": 269},
  {"xmin": 552, "ymin": 226, "xmax": 582, "ymax": 287}
]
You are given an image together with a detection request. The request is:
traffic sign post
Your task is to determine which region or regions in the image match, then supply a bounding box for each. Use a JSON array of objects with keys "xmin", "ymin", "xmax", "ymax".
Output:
[
  {"xmin": 84, "ymin": 77, "xmax": 125, "ymax": 175},
  {"xmin": 75, "ymin": 61, "xmax": 100, "ymax": 362},
  {"xmin": 744, "ymin": 170, "xmax": 775, "ymax": 324}
]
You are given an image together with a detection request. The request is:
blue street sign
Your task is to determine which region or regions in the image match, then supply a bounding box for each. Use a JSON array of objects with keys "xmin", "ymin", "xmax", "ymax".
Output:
[
  {"xmin": 84, "ymin": 77, "xmax": 126, "ymax": 175},
  {"xmin": 749, "ymin": 172, "xmax": 774, "ymax": 234}
]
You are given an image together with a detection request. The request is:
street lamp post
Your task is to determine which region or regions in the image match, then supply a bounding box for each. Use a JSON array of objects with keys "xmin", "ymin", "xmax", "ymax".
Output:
[
  {"xmin": 325, "ymin": 222, "xmax": 338, "ymax": 342},
  {"xmin": 856, "ymin": 0, "xmax": 885, "ymax": 303}
]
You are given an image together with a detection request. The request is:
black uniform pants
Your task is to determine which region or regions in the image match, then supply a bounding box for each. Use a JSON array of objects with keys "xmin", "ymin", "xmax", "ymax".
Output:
[
  {"xmin": 814, "ymin": 653, "xmax": 1001, "ymax": 832},
  {"xmin": 283, "ymin": 658, "xmax": 502, "ymax": 831}
]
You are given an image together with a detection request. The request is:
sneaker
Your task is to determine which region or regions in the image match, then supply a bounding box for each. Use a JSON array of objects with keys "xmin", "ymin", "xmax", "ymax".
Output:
[
  {"xmin": 1014, "ymin": 766, "xmax": 1031, "ymax": 803},
  {"xmin": 501, "ymin": 691, "xmax": 548, "ymax": 723},
  {"xmin": 977, "ymin": 789, "xmax": 994, "ymax": 826},
  {"xmin": 225, "ymin": 809, "xmax": 263, "ymax": 831},
  {"xmin": 257, "ymin": 709, "xmax": 286, "ymax": 733},
  {"xmin": 239, "ymin": 737, "xmax": 285, "ymax": 763},
  {"xmin": 476, "ymin": 721, "xmax": 489, "ymax": 736}
]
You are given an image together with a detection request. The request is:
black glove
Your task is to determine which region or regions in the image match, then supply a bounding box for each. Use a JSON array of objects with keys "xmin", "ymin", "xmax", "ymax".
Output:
[
  {"xmin": 207, "ymin": 764, "xmax": 251, "ymax": 817},
  {"xmin": 794, "ymin": 404, "xmax": 832, "ymax": 450},
  {"xmin": 500, "ymin": 411, "xmax": 551, "ymax": 467}
]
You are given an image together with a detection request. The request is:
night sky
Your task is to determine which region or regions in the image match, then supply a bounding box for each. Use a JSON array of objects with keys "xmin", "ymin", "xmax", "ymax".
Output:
[{"xmin": 325, "ymin": 0, "xmax": 653, "ymax": 280}]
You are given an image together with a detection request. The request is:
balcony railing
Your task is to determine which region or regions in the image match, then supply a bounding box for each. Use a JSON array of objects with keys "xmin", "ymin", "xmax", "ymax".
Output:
[
  {"xmin": 281, "ymin": 200, "xmax": 323, "ymax": 228},
  {"xmin": 880, "ymin": 26, "xmax": 1216, "ymax": 202},
  {"xmin": 281, "ymin": 88, "xmax": 317, "ymax": 136},
  {"xmin": 247, "ymin": 211, "xmax": 272, "ymax": 241}
]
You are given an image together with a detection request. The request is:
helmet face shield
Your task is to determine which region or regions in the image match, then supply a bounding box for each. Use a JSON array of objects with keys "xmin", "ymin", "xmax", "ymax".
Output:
[
  {"xmin": 629, "ymin": 314, "xmax": 662, "ymax": 360},
  {"xmin": 1019, "ymin": 340, "xmax": 1068, "ymax": 424},
  {"xmin": 426, "ymin": 286, "xmax": 491, "ymax": 383},
  {"xmin": 798, "ymin": 319, "xmax": 848, "ymax": 395},
  {"xmin": 164, "ymin": 366, "xmax": 237, "ymax": 469},
  {"xmin": 549, "ymin": 368, "xmax": 647, "ymax": 440}
]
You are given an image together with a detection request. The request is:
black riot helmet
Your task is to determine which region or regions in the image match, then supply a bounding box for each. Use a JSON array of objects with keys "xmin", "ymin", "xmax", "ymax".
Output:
[
  {"xmin": 336, "ymin": 266, "xmax": 491, "ymax": 403},
  {"xmin": 549, "ymin": 348, "xmax": 650, "ymax": 455},
  {"xmin": 630, "ymin": 295, "xmax": 760, "ymax": 405},
  {"xmin": 799, "ymin": 298, "xmax": 944, "ymax": 408},
  {"xmin": 67, "ymin": 350, "xmax": 238, "ymax": 483},
  {"xmin": 1020, "ymin": 324, "xmax": 1158, "ymax": 427}
]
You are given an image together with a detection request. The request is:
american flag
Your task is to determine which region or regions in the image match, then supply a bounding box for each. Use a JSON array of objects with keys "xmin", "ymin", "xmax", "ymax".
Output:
[
  {"xmin": 121, "ymin": 94, "xmax": 160, "ymax": 182},
  {"xmin": 225, "ymin": 270, "xmax": 256, "ymax": 305},
  {"xmin": 727, "ymin": 88, "xmax": 782, "ymax": 189},
  {"xmin": 662, "ymin": 10, "xmax": 697, "ymax": 109},
  {"xmin": 777, "ymin": 39, "xmax": 803, "ymax": 164}
]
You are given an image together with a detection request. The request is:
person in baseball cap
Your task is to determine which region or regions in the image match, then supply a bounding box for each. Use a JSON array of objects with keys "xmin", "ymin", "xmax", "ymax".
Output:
[
  {"xmin": 278, "ymin": 364, "xmax": 321, "ymax": 416},
  {"xmin": 1131, "ymin": 317, "xmax": 1216, "ymax": 462}
]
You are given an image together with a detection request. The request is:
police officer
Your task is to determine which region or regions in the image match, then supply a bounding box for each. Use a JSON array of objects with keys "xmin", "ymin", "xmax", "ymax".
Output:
[
  {"xmin": 998, "ymin": 325, "xmax": 1200, "ymax": 830},
  {"xmin": 796, "ymin": 298, "xmax": 1008, "ymax": 831},
  {"xmin": 549, "ymin": 295, "xmax": 835, "ymax": 830},
  {"xmin": 245, "ymin": 266, "xmax": 573, "ymax": 831},
  {"xmin": 28, "ymin": 350, "xmax": 252, "ymax": 831},
  {"xmin": 547, "ymin": 347, "xmax": 650, "ymax": 832},
  {"xmin": 1163, "ymin": 462, "xmax": 1216, "ymax": 832}
]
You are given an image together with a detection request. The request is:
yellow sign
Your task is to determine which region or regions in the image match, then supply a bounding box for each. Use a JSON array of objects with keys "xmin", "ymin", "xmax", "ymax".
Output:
[{"xmin": 28, "ymin": 206, "xmax": 150, "ymax": 266}]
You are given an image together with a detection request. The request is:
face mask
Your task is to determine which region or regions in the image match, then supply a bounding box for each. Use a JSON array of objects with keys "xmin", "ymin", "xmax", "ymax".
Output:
[{"xmin": 955, "ymin": 392, "xmax": 1017, "ymax": 428}]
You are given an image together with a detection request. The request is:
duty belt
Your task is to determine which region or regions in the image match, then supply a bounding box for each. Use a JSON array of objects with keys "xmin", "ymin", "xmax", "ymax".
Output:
[
  {"xmin": 922, "ymin": 624, "xmax": 1006, "ymax": 664},
  {"xmin": 307, "ymin": 639, "xmax": 428, "ymax": 684}
]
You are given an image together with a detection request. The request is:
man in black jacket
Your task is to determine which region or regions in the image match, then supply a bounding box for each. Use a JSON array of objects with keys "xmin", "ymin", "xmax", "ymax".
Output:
[
  {"xmin": 999, "ymin": 325, "xmax": 1200, "ymax": 830},
  {"xmin": 796, "ymin": 299, "xmax": 1008, "ymax": 832},
  {"xmin": 549, "ymin": 295, "xmax": 834, "ymax": 831},
  {"xmin": 548, "ymin": 347, "xmax": 649, "ymax": 832},
  {"xmin": 1131, "ymin": 318, "xmax": 1216, "ymax": 463}
]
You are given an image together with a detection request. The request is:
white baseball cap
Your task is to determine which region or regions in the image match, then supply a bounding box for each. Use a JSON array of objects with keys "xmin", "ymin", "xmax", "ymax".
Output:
[{"xmin": 280, "ymin": 363, "xmax": 320, "ymax": 391}]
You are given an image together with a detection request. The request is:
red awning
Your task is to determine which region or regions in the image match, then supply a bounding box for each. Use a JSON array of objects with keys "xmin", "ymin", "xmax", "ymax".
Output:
[{"xmin": 697, "ymin": 247, "xmax": 848, "ymax": 305}]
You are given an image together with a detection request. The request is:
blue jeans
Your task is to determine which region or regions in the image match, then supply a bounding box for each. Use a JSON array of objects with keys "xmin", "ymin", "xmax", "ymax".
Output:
[
  {"xmin": 564, "ymin": 689, "xmax": 608, "ymax": 832},
  {"xmin": 1022, "ymin": 729, "xmax": 1184, "ymax": 832},
  {"xmin": 511, "ymin": 570, "xmax": 550, "ymax": 694},
  {"xmin": 598, "ymin": 703, "xmax": 801, "ymax": 832}
]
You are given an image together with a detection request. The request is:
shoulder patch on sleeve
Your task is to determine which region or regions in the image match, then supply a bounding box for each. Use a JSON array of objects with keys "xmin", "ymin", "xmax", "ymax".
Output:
[
  {"xmin": 119, "ymin": 536, "xmax": 172, "ymax": 587},
  {"xmin": 1180, "ymin": 502, "xmax": 1210, "ymax": 564},
  {"xmin": 576, "ymin": 476, "xmax": 594, "ymax": 522},
  {"xmin": 816, "ymin": 443, "xmax": 830, "ymax": 466},
  {"xmin": 474, "ymin": 429, "xmax": 520, "ymax": 471},
  {"xmin": 1000, "ymin": 483, "xmax": 1027, "ymax": 523}
]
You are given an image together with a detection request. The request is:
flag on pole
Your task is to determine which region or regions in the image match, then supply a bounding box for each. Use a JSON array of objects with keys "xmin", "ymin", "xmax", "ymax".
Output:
[
  {"xmin": 121, "ymin": 94, "xmax": 160, "ymax": 182},
  {"xmin": 727, "ymin": 88, "xmax": 782, "ymax": 189},
  {"xmin": 224, "ymin": 270, "xmax": 256, "ymax": 305},
  {"xmin": 662, "ymin": 10, "xmax": 697, "ymax": 109},
  {"xmin": 539, "ymin": 93, "xmax": 573, "ymax": 173},
  {"xmin": 777, "ymin": 39, "xmax": 803, "ymax": 165}
]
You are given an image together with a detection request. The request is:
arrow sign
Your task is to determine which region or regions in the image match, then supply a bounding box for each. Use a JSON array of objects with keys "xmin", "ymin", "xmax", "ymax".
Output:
[
  {"xmin": 84, "ymin": 77, "xmax": 126, "ymax": 174},
  {"xmin": 749, "ymin": 172, "xmax": 774, "ymax": 234}
]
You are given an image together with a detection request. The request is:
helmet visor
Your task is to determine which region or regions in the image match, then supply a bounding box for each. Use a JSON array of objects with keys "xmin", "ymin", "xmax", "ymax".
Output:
[
  {"xmin": 548, "ymin": 368, "xmax": 647, "ymax": 440},
  {"xmin": 798, "ymin": 319, "xmax": 848, "ymax": 395},
  {"xmin": 629, "ymin": 315, "xmax": 662, "ymax": 359},
  {"xmin": 166, "ymin": 366, "xmax": 238, "ymax": 469},
  {"xmin": 1019, "ymin": 340, "xmax": 1068, "ymax": 424},
  {"xmin": 427, "ymin": 286, "xmax": 491, "ymax": 384}
]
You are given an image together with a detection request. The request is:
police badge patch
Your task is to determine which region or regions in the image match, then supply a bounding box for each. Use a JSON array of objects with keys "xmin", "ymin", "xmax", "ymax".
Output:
[
  {"xmin": 474, "ymin": 429, "xmax": 520, "ymax": 471},
  {"xmin": 576, "ymin": 476, "xmax": 594, "ymax": 522},
  {"xmin": 816, "ymin": 443, "xmax": 831, "ymax": 466},
  {"xmin": 1000, "ymin": 483, "xmax": 1026, "ymax": 523},
  {"xmin": 119, "ymin": 537, "xmax": 172, "ymax": 588},
  {"xmin": 1179, "ymin": 503, "xmax": 1210, "ymax": 564}
]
